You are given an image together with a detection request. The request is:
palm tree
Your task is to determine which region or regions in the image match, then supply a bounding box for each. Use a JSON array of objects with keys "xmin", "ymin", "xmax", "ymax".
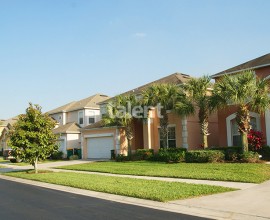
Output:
[
  {"xmin": 182, "ymin": 75, "xmax": 213, "ymax": 148},
  {"xmin": 102, "ymin": 94, "xmax": 138, "ymax": 156},
  {"xmin": 211, "ymin": 70, "xmax": 270, "ymax": 152},
  {"xmin": 142, "ymin": 84, "xmax": 194, "ymax": 148}
]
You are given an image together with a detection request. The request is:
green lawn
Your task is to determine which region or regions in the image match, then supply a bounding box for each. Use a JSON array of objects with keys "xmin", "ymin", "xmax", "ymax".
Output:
[
  {"xmin": 57, "ymin": 161, "xmax": 270, "ymax": 183},
  {"xmin": 4, "ymin": 171, "xmax": 235, "ymax": 202}
]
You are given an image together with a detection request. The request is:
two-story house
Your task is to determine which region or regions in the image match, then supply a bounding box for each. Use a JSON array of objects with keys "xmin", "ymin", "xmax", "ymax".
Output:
[
  {"xmin": 47, "ymin": 93, "xmax": 110, "ymax": 157},
  {"xmin": 0, "ymin": 116, "xmax": 19, "ymax": 151},
  {"xmin": 212, "ymin": 53, "xmax": 270, "ymax": 147},
  {"xmin": 80, "ymin": 73, "xmax": 219, "ymax": 159}
]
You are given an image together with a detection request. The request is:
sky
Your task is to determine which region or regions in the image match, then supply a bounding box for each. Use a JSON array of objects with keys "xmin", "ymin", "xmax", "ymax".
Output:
[{"xmin": 1, "ymin": 0, "xmax": 270, "ymax": 119}]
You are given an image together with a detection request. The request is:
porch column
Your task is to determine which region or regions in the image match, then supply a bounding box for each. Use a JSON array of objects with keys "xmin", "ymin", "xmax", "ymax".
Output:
[
  {"xmin": 143, "ymin": 118, "xmax": 152, "ymax": 149},
  {"xmin": 115, "ymin": 128, "xmax": 121, "ymax": 154},
  {"xmin": 182, "ymin": 115, "xmax": 188, "ymax": 149},
  {"xmin": 265, "ymin": 109, "xmax": 270, "ymax": 146}
]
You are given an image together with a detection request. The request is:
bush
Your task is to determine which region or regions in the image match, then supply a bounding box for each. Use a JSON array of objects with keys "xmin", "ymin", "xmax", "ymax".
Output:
[
  {"xmin": 248, "ymin": 129, "xmax": 265, "ymax": 151},
  {"xmin": 50, "ymin": 151, "xmax": 63, "ymax": 160},
  {"xmin": 149, "ymin": 148, "xmax": 187, "ymax": 163},
  {"xmin": 240, "ymin": 151, "xmax": 260, "ymax": 163},
  {"xmin": 115, "ymin": 154, "xmax": 130, "ymax": 162},
  {"xmin": 255, "ymin": 146, "xmax": 270, "ymax": 161},
  {"xmin": 69, "ymin": 155, "xmax": 79, "ymax": 160},
  {"xmin": 135, "ymin": 149, "xmax": 154, "ymax": 160},
  {"xmin": 209, "ymin": 146, "xmax": 242, "ymax": 161},
  {"xmin": 185, "ymin": 150, "xmax": 225, "ymax": 163}
]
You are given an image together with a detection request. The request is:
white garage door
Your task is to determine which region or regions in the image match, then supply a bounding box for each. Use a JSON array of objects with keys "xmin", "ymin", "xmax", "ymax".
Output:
[{"xmin": 87, "ymin": 137, "xmax": 114, "ymax": 159}]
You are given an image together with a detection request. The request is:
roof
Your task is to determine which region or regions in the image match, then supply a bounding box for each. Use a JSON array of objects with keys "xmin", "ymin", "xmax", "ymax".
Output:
[
  {"xmin": 47, "ymin": 102, "xmax": 76, "ymax": 115},
  {"xmin": 99, "ymin": 72, "xmax": 191, "ymax": 104},
  {"xmin": 212, "ymin": 53, "xmax": 270, "ymax": 78},
  {"xmin": 53, "ymin": 122, "xmax": 81, "ymax": 134},
  {"xmin": 47, "ymin": 94, "xmax": 110, "ymax": 115},
  {"xmin": 0, "ymin": 116, "xmax": 19, "ymax": 127},
  {"xmin": 81, "ymin": 120, "xmax": 121, "ymax": 131}
]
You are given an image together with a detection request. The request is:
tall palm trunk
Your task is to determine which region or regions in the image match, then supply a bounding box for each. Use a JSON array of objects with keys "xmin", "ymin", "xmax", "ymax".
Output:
[
  {"xmin": 160, "ymin": 108, "xmax": 169, "ymax": 148},
  {"xmin": 199, "ymin": 108, "xmax": 209, "ymax": 149},
  {"xmin": 236, "ymin": 105, "xmax": 250, "ymax": 152},
  {"xmin": 125, "ymin": 124, "xmax": 134, "ymax": 156}
]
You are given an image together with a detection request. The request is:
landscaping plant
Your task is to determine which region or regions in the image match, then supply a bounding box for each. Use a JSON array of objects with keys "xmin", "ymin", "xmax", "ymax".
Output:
[{"xmin": 8, "ymin": 103, "xmax": 58, "ymax": 173}]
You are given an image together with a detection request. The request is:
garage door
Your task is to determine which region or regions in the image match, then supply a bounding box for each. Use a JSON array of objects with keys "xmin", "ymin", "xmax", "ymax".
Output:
[{"xmin": 87, "ymin": 137, "xmax": 114, "ymax": 159}]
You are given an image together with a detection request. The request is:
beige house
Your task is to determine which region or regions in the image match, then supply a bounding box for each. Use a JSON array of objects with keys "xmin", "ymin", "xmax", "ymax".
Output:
[
  {"xmin": 47, "ymin": 93, "xmax": 110, "ymax": 157},
  {"xmin": 0, "ymin": 116, "xmax": 19, "ymax": 151},
  {"xmin": 81, "ymin": 73, "xmax": 219, "ymax": 159}
]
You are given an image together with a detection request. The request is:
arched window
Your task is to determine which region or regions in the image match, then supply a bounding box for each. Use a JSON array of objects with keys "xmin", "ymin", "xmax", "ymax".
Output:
[{"xmin": 226, "ymin": 112, "xmax": 261, "ymax": 146}]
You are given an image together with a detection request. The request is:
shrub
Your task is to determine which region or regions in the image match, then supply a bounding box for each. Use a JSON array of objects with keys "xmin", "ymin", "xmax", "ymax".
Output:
[
  {"xmin": 69, "ymin": 155, "xmax": 79, "ymax": 160},
  {"xmin": 50, "ymin": 151, "xmax": 63, "ymax": 160},
  {"xmin": 185, "ymin": 150, "xmax": 225, "ymax": 163},
  {"xmin": 240, "ymin": 151, "xmax": 260, "ymax": 163},
  {"xmin": 135, "ymin": 149, "xmax": 154, "ymax": 160},
  {"xmin": 115, "ymin": 154, "xmax": 130, "ymax": 162},
  {"xmin": 248, "ymin": 130, "xmax": 265, "ymax": 151},
  {"xmin": 209, "ymin": 146, "xmax": 242, "ymax": 161},
  {"xmin": 256, "ymin": 146, "xmax": 270, "ymax": 161},
  {"xmin": 149, "ymin": 148, "xmax": 187, "ymax": 163}
]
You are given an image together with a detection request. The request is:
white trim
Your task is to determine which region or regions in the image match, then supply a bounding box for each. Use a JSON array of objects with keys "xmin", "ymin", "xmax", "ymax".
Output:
[
  {"xmin": 84, "ymin": 133, "xmax": 114, "ymax": 138},
  {"xmin": 265, "ymin": 109, "xmax": 270, "ymax": 146},
  {"xmin": 226, "ymin": 112, "xmax": 261, "ymax": 146}
]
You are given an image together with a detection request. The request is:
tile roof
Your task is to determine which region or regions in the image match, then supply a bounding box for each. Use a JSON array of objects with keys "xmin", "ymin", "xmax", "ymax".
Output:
[
  {"xmin": 212, "ymin": 53, "xmax": 270, "ymax": 78},
  {"xmin": 0, "ymin": 116, "xmax": 19, "ymax": 127},
  {"xmin": 99, "ymin": 72, "xmax": 191, "ymax": 104},
  {"xmin": 53, "ymin": 122, "xmax": 81, "ymax": 134},
  {"xmin": 47, "ymin": 94, "xmax": 110, "ymax": 115}
]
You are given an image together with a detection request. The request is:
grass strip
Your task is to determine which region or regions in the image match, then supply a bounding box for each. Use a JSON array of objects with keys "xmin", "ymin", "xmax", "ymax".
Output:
[
  {"xmin": 57, "ymin": 161, "xmax": 270, "ymax": 183},
  {"xmin": 5, "ymin": 170, "xmax": 235, "ymax": 202}
]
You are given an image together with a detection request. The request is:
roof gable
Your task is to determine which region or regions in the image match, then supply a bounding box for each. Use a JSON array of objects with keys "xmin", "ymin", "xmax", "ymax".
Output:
[
  {"xmin": 212, "ymin": 53, "xmax": 270, "ymax": 78},
  {"xmin": 99, "ymin": 72, "xmax": 191, "ymax": 104}
]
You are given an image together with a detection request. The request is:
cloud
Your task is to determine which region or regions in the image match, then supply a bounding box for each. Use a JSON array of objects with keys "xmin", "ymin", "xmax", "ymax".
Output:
[{"xmin": 134, "ymin": 32, "xmax": 147, "ymax": 38}]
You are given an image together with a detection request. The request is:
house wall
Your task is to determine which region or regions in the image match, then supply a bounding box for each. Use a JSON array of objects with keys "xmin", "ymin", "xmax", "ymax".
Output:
[
  {"xmin": 66, "ymin": 109, "xmax": 101, "ymax": 128},
  {"xmin": 215, "ymin": 68, "xmax": 270, "ymax": 147},
  {"xmin": 50, "ymin": 113, "xmax": 64, "ymax": 125},
  {"xmin": 66, "ymin": 133, "xmax": 81, "ymax": 149},
  {"xmin": 145, "ymin": 108, "xmax": 219, "ymax": 151}
]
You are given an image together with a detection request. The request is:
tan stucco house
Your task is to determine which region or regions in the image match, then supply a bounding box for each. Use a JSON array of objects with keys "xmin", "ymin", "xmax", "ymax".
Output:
[
  {"xmin": 212, "ymin": 53, "xmax": 270, "ymax": 147},
  {"xmin": 0, "ymin": 116, "xmax": 19, "ymax": 151},
  {"xmin": 47, "ymin": 93, "xmax": 110, "ymax": 157},
  {"xmin": 81, "ymin": 73, "xmax": 219, "ymax": 159}
]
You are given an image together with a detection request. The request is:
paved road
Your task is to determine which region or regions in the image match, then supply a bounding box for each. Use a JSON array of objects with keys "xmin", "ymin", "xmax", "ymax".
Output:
[{"xmin": 0, "ymin": 179, "xmax": 209, "ymax": 220}]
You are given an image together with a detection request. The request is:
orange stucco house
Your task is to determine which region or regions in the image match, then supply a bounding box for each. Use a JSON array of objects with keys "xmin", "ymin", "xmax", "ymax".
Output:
[
  {"xmin": 212, "ymin": 53, "xmax": 270, "ymax": 147},
  {"xmin": 81, "ymin": 73, "xmax": 219, "ymax": 159}
]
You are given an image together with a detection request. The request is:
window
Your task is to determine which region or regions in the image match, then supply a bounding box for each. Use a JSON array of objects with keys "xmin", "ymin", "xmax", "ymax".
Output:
[
  {"xmin": 78, "ymin": 111, "xmax": 84, "ymax": 125},
  {"xmin": 58, "ymin": 115, "xmax": 62, "ymax": 120},
  {"xmin": 88, "ymin": 117, "xmax": 95, "ymax": 124},
  {"xmin": 159, "ymin": 126, "xmax": 176, "ymax": 148},
  {"xmin": 231, "ymin": 117, "xmax": 257, "ymax": 146}
]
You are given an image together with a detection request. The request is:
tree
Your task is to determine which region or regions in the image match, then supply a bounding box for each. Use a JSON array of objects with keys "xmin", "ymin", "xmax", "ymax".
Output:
[
  {"xmin": 211, "ymin": 70, "xmax": 270, "ymax": 152},
  {"xmin": 8, "ymin": 103, "xmax": 58, "ymax": 173},
  {"xmin": 142, "ymin": 84, "xmax": 194, "ymax": 148},
  {"xmin": 102, "ymin": 94, "xmax": 138, "ymax": 156},
  {"xmin": 183, "ymin": 75, "xmax": 213, "ymax": 148}
]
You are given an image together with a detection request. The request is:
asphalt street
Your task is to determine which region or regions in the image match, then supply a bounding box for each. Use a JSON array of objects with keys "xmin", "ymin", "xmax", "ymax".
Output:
[{"xmin": 0, "ymin": 178, "xmax": 210, "ymax": 220}]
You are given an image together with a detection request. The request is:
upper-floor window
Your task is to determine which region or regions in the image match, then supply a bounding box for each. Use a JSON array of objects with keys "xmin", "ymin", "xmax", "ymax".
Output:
[
  {"xmin": 78, "ymin": 111, "xmax": 84, "ymax": 125},
  {"xmin": 88, "ymin": 117, "xmax": 95, "ymax": 124}
]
